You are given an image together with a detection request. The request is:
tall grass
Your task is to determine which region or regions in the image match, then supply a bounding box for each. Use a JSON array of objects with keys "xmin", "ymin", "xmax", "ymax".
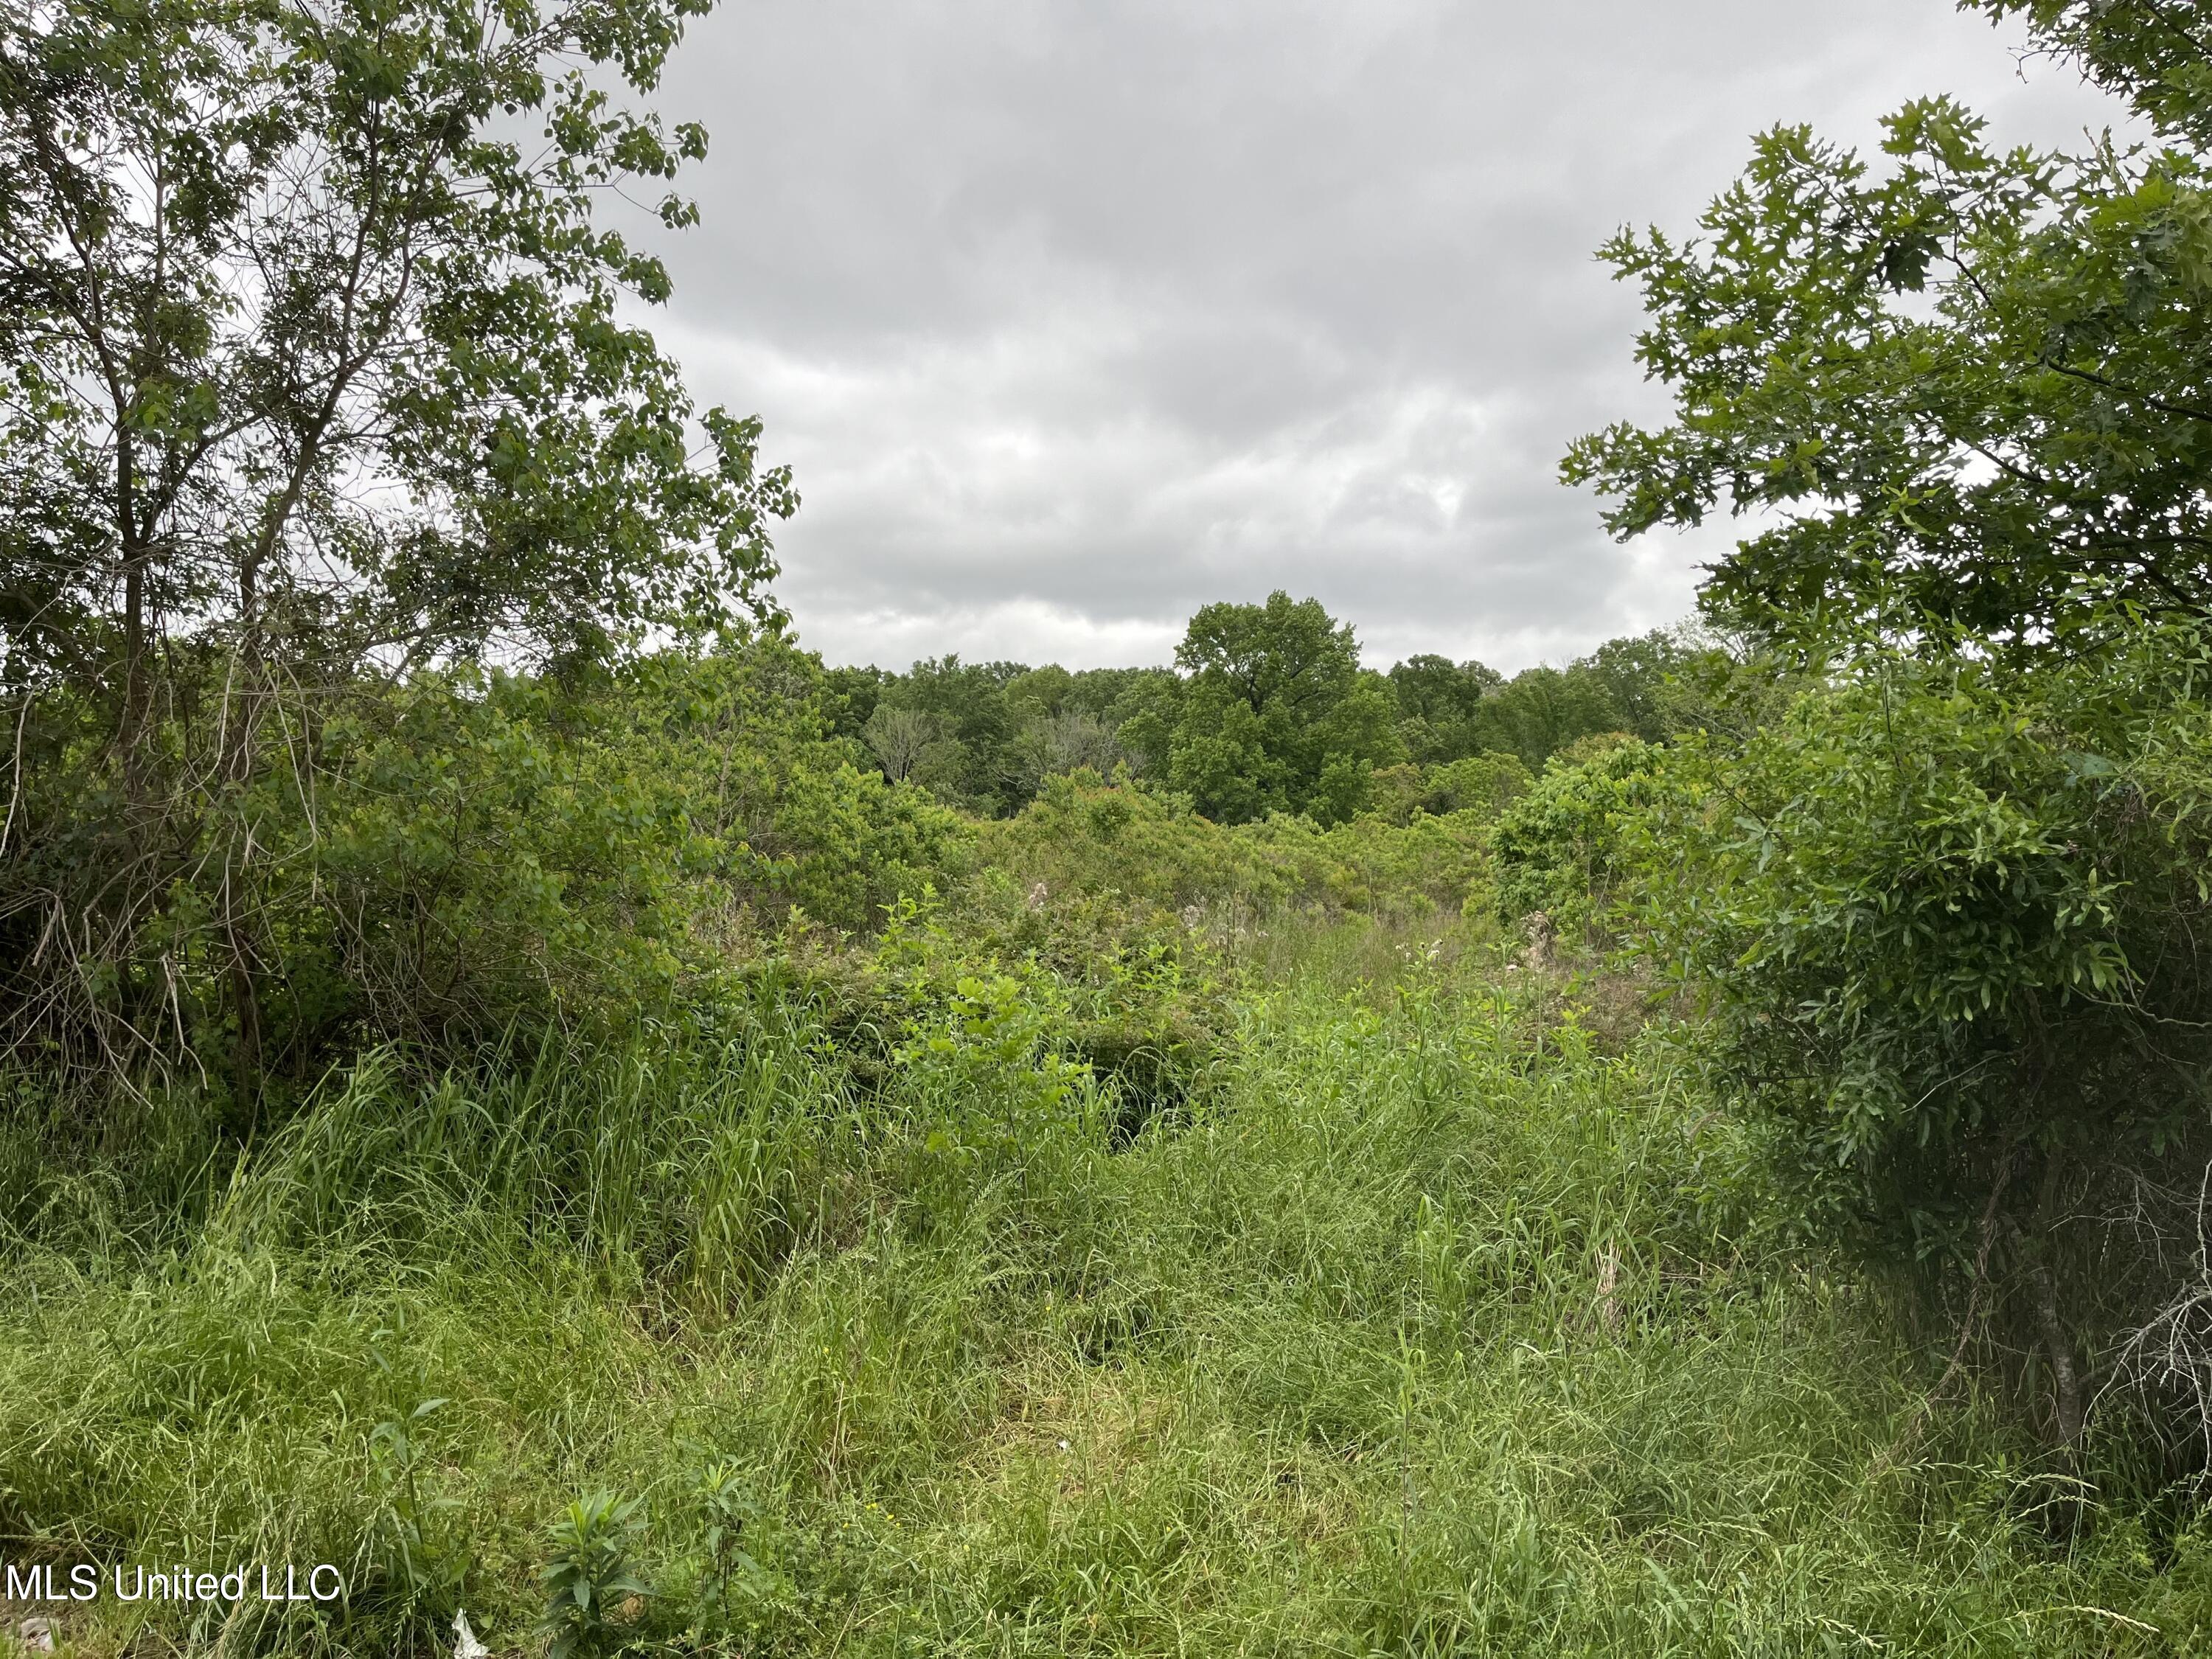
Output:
[{"xmin": 0, "ymin": 939, "xmax": 2205, "ymax": 1655}]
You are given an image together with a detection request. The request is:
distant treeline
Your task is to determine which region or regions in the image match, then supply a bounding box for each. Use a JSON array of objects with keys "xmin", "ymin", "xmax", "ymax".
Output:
[{"xmin": 824, "ymin": 591, "xmax": 1721, "ymax": 823}]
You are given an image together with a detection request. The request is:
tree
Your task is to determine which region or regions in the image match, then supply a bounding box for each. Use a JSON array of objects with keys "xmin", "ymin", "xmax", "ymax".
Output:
[
  {"xmin": 1386, "ymin": 653, "xmax": 1501, "ymax": 762},
  {"xmin": 1580, "ymin": 629, "xmax": 1703, "ymax": 742},
  {"xmin": 0, "ymin": 0, "xmax": 791, "ymax": 1079},
  {"xmin": 1562, "ymin": 0, "xmax": 2212, "ymax": 648},
  {"xmin": 1005, "ymin": 664, "xmax": 1075, "ymax": 720},
  {"xmin": 862, "ymin": 703, "xmax": 951, "ymax": 786},
  {"xmin": 879, "ymin": 656, "xmax": 1032, "ymax": 815},
  {"xmin": 1005, "ymin": 709, "xmax": 1125, "ymax": 799},
  {"xmin": 1471, "ymin": 665, "xmax": 1621, "ymax": 771},
  {"xmin": 821, "ymin": 664, "xmax": 894, "ymax": 742},
  {"xmin": 1987, "ymin": 0, "xmax": 2212, "ymax": 150},
  {"xmin": 1157, "ymin": 592, "xmax": 1403, "ymax": 824},
  {"xmin": 1065, "ymin": 665, "xmax": 1174, "ymax": 731},
  {"xmin": 1562, "ymin": 0, "xmax": 2212, "ymax": 1446}
]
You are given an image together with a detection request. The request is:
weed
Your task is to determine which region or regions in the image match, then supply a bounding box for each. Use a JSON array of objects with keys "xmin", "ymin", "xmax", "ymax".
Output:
[
  {"xmin": 535, "ymin": 1492, "xmax": 650, "ymax": 1659},
  {"xmin": 0, "ymin": 925, "xmax": 2205, "ymax": 1653},
  {"xmin": 367, "ymin": 1394, "xmax": 456, "ymax": 1604}
]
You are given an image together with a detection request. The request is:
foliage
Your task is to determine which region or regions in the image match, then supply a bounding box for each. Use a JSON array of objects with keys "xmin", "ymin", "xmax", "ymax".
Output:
[
  {"xmin": 1978, "ymin": 0, "xmax": 2212, "ymax": 150},
  {"xmin": 1390, "ymin": 633, "xmax": 1717, "ymax": 773},
  {"xmin": 829, "ymin": 608, "xmax": 1714, "ymax": 830},
  {"xmin": 1632, "ymin": 623, "xmax": 2212, "ymax": 1443},
  {"xmin": 981, "ymin": 769, "xmax": 1492, "ymax": 925},
  {"xmin": 841, "ymin": 658, "xmax": 1164, "ymax": 815},
  {"xmin": 296, "ymin": 666, "xmax": 704, "ymax": 1054},
  {"xmin": 1565, "ymin": 0, "xmax": 2212, "ymax": 646},
  {"xmin": 1489, "ymin": 739, "xmax": 1683, "ymax": 933},
  {"xmin": 1424, "ymin": 751, "xmax": 1534, "ymax": 817},
  {"xmin": 859, "ymin": 702, "xmax": 951, "ymax": 787},
  {"xmin": 1548, "ymin": 0, "xmax": 2212, "ymax": 1450},
  {"xmin": 1366, "ymin": 751, "xmax": 1534, "ymax": 825},
  {"xmin": 1466, "ymin": 665, "xmax": 1624, "ymax": 771},
  {"xmin": 366, "ymin": 1386, "xmax": 459, "ymax": 1608},
  {"xmin": 875, "ymin": 916, "xmax": 1096, "ymax": 1224},
  {"xmin": 1387, "ymin": 654, "xmax": 1503, "ymax": 762},
  {"xmin": 14, "ymin": 8, "xmax": 2212, "ymax": 1652},
  {"xmin": 1581, "ymin": 628, "xmax": 1719, "ymax": 742},
  {"xmin": 979, "ymin": 771, "xmax": 1286, "ymax": 915},
  {"xmin": 821, "ymin": 664, "xmax": 897, "ymax": 742},
  {"xmin": 309, "ymin": 643, "xmax": 964, "ymax": 1039},
  {"xmin": 1009, "ymin": 663, "xmax": 1176, "ymax": 734},
  {"xmin": 0, "ymin": 0, "xmax": 791, "ymax": 1085},
  {"xmin": 6, "ymin": 950, "xmax": 2209, "ymax": 1655},
  {"xmin": 537, "ymin": 1492, "xmax": 650, "ymax": 1659},
  {"xmin": 919, "ymin": 877, "xmax": 1231, "ymax": 1144},
  {"xmin": 1124, "ymin": 591, "xmax": 1406, "ymax": 824},
  {"xmin": 0, "ymin": 639, "xmax": 964, "ymax": 1086},
  {"xmin": 871, "ymin": 657, "xmax": 1031, "ymax": 815},
  {"xmin": 0, "ymin": 0, "xmax": 790, "ymax": 684},
  {"xmin": 687, "ymin": 1461, "xmax": 781, "ymax": 1620}
]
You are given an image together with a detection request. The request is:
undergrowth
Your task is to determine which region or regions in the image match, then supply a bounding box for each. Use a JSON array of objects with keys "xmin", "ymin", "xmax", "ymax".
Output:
[{"xmin": 1, "ymin": 925, "xmax": 2205, "ymax": 1655}]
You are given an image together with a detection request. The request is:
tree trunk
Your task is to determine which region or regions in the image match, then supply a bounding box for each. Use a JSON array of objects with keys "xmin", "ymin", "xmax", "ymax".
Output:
[
  {"xmin": 2027, "ymin": 1251, "xmax": 2086, "ymax": 1447},
  {"xmin": 2015, "ymin": 1155, "xmax": 2085, "ymax": 1450}
]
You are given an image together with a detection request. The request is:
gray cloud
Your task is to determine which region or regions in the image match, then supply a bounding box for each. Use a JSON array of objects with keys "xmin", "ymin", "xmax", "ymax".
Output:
[{"xmin": 636, "ymin": 0, "xmax": 2128, "ymax": 671}]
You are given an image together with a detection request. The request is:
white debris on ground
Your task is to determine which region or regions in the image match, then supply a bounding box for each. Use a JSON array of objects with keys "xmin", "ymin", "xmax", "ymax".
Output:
[{"xmin": 453, "ymin": 1609, "xmax": 490, "ymax": 1658}]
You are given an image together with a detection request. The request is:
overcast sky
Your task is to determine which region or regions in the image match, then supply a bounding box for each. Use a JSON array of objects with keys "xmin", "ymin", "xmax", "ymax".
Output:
[{"xmin": 638, "ymin": 1, "xmax": 2128, "ymax": 673}]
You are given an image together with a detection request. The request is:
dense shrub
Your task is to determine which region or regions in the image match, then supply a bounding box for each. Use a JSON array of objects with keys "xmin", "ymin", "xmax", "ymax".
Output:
[
  {"xmin": 981, "ymin": 770, "xmax": 1491, "ymax": 923},
  {"xmin": 1, "ymin": 640, "xmax": 966, "ymax": 1093},
  {"xmin": 1635, "ymin": 624, "xmax": 2212, "ymax": 1445},
  {"xmin": 1488, "ymin": 738, "xmax": 1682, "ymax": 933},
  {"xmin": 1368, "ymin": 752, "xmax": 1533, "ymax": 825}
]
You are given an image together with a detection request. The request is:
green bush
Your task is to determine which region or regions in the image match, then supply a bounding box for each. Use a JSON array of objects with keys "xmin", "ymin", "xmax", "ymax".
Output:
[
  {"xmin": 298, "ymin": 645, "xmax": 969, "ymax": 1054},
  {"xmin": 2, "ymin": 639, "xmax": 967, "ymax": 1091},
  {"xmin": 536, "ymin": 1492, "xmax": 652, "ymax": 1658},
  {"xmin": 295, "ymin": 667, "xmax": 703, "ymax": 1051},
  {"xmin": 1367, "ymin": 752, "xmax": 1532, "ymax": 826},
  {"xmin": 1489, "ymin": 738, "xmax": 1683, "ymax": 933},
  {"xmin": 1635, "ymin": 623, "xmax": 2212, "ymax": 1444},
  {"xmin": 1424, "ymin": 750, "xmax": 1534, "ymax": 819},
  {"xmin": 978, "ymin": 771, "xmax": 1291, "ymax": 917},
  {"xmin": 982, "ymin": 770, "xmax": 1492, "ymax": 926}
]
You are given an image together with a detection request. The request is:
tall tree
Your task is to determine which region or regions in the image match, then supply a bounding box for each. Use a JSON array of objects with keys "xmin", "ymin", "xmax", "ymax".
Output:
[
  {"xmin": 881, "ymin": 656, "xmax": 1031, "ymax": 815},
  {"xmin": 1580, "ymin": 629, "xmax": 1699, "ymax": 743},
  {"xmin": 1472, "ymin": 665, "xmax": 1621, "ymax": 771},
  {"xmin": 1145, "ymin": 592, "xmax": 1403, "ymax": 824},
  {"xmin": 0, "ymin": 0, "xmax": 790, "ymax": 1075},
  {"xmin": 1386, "ymin": 653, "xmax": 1501, "ymax": 763}
]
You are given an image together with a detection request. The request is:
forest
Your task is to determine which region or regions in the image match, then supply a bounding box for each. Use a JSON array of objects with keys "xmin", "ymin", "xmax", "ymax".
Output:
[
  {"xmin": 819, "ymin": 605, "xmax": 1700, "ymax": 825},
  {"xmin": 4, "ymin": 0, "xmax": 2212, "ymax": 1653}
]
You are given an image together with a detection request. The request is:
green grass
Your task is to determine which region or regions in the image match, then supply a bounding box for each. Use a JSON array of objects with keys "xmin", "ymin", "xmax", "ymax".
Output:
[{"xmin": 1, "ymin": 937, "xmax": 2208, "ymax": 1655}]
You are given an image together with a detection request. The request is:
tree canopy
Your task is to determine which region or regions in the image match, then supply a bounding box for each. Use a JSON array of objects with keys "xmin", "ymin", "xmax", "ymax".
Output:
[
  {"xmin": 0, "ymin": 0, "xmax": 790, "ymax": 1079},
  {"xmin": 0, "ymin": 0, "xmax": 790, "ymax": 700},
  {"xmin": 1140, "ymin": 593, "xmax": 1405, "ymax": 824},
  {"xmin": 1551, "ymin": 0, "xmax": 2212, "ymax": 1448},
  {"xmin": 1564, "ymin": 0, "xmax": 2212, "ymax": 647}
]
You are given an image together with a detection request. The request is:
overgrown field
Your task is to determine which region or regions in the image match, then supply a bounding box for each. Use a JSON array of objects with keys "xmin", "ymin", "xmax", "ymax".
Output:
[
  {"xmin": 4, "ymin": 919, "xmax": 2206, "ymax": 1655},
  {"xmin": 14, "ymin": 0, "xmax": 2212, "ymax": 1649}
]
